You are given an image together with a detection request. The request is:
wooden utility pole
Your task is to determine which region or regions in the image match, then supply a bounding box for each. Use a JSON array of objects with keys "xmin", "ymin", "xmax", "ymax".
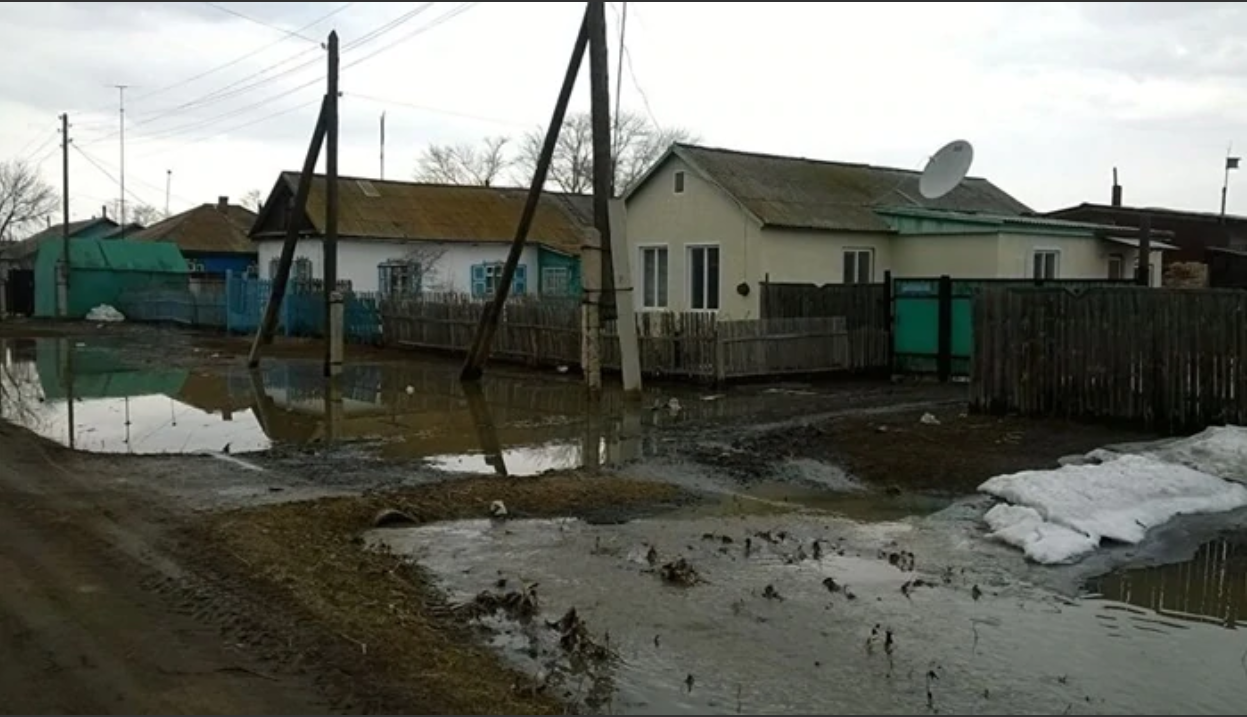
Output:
[
  {"xmin": 460, "ymin": 7, "xmax": 591, "ymax": 381},
  {"xmin": 59, "ymin": 113, "xmax": 70, "ymax": 317},
  {"xmin": 582, "ymin": 0, "xmax": 613, "ymax": 395},
  {"xmin": 324, "ymin": 31, "xmax": 343, "ymax": 377},
  {"xmin": 247, "ymin": 98, "xmax": 329, "ymax": 368}
]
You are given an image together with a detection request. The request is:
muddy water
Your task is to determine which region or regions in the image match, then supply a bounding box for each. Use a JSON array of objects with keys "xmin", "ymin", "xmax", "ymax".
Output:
[{"xmin": 374, "ymin": 513, "xmax": 1247, "ymax": 715}]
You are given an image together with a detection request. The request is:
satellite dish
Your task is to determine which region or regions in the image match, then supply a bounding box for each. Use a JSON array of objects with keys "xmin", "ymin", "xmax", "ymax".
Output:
[{"xmin": 918, "ymin": 140, "xmax": 974, "ymax": 200}]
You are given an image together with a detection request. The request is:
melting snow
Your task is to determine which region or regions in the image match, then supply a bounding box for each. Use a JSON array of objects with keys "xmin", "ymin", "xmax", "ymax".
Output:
[{"xmin": 979, "ymin": 429, "xmax": 1247, "ymax": 565}]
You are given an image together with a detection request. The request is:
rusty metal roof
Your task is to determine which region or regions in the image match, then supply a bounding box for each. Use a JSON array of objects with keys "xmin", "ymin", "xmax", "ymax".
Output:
[
  {"xmin": 636, "ymin": 144, "xmax": 1032, "ymax": 233},
  {"xmin": 131, "ymin": 203, "xmax": 257, "ymax": 254},
  {"xmin": 281, "ymin": 174, "xmax": 591, "ymax": 255}
]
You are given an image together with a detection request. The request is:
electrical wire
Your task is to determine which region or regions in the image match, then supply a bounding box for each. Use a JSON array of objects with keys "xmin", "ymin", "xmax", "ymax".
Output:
[
  {"xmin": 82, "ymin": 2, "xmax": 437, "ymax": 146},
  {"xmin": 201, "ymin": 2, "xmax": 321, "ymax": 43},
  {"xmin": 346, "ymin": 91, "xmax": 532, "ymax": 129},
  {"xmin": 72, "ymin": 144, "xmax": 162, "ymax": 209},
  {"xmin": 131, "ymin": 96, "xmax": 323, "ymax": 160},
  {"xmin": 340, "ymin": 2, "xmax": 480, "ymax": 74}
]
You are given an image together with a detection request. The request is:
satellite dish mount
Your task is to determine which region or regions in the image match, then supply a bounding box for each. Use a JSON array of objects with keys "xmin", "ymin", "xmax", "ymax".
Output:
[{"xmin": 919, "ymin": 140, "xmax": 975, "ymax": 200}]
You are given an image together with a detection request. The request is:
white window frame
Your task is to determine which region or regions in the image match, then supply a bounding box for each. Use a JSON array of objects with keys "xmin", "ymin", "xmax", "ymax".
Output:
[
  {"xmin": 673, "ymin": 170, "xmax": 686, "ymax": 194},
  {"xmin": 638, "ymin": 244, "xmax": 669, "ymax": 310},
  {"xmin": 687, "ymin": 244, "xmax": 721, "ymax": 312},
  {"xmin": 1032, "ymin": 249, "xmax": 1060, "ymax": 280},
  {"xmin": 541, "ymin": 266, "xmax": 571, "ymax": 296},
  {"xmin": 843, "ymin": 247, "xmax": 874, "ymax": 284},
  {"xmin": 1107, "ymin": 253, "xmax": 1124, "ymax": 281}
]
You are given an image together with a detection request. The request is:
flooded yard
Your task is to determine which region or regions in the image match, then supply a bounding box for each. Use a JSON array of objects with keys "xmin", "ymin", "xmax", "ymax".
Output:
[{"xmin": 2, "ymin": 322, "xmax": 1246, "ymax": 714}]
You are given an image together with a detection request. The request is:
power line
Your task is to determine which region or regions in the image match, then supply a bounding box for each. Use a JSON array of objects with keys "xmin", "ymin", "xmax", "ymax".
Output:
[
  {"xmin": 72, "ymin": 144, "xmax": 160, "ymax": 209},
  {"xmin": 131, "ymin": 97, "xmax": 323, "ymax": 161},
  {"xmin": 83, "ymin": 2, "xmax": 436, "ymax": 145},
  {"xmin": 201, "ymin": 2, "xmax": 322, "ymax": 44},
  {"xmin": 133, "ymin": 2, "xmax": 356, "ymax": 105},
  {"xmin": 340, "ymin": 2, "xmax": 481, "ymax": 74}
]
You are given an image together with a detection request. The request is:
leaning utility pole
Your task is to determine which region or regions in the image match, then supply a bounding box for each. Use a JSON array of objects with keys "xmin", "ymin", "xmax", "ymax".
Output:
[
  {"xmin": 247, "ymin": 31, "xmax": 336, "ymax": 369},
  {"xmin": 59, "ymin": 113, "xmax": 70, "ymax": 317},
  {"xmin": 460, "ymin": 6, "xmax": 591, "ymax": 381},
  {"xmin": 323, "ymin": 31, "xmax": 342, "ymax": 377}
]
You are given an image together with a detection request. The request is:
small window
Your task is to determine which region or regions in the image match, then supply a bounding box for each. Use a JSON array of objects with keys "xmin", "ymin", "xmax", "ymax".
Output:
[
  {"xmin": 378, "ymin": 260, "xmax": 422, "ymax": 296},
  {"xmin": 293, "ymin": 257, "xmax": 313, "ymax": 282},
  {"xmin": 541, "ymin": 266, "xmax": 571, "ymax": 296},
  {"xmin": 356, "ymin": 179, "xmax": 380, "ymax": 197},
  {"xmin": 843, "ymin": 248, "xmax": 874, "ymax": 284},
  {"xmin": 689, "ymin": 245, "xmax": 720, "ymax": 311},
  {"xmin": 640, "ymin": 246, "xmax": 669, "ymax": 308},
  {"xmin": 1032, "ymin": 250, "xmax": 1059, "ymax": 280},
  {"xmin": 673, "ymin": 170, "xmax": 685, "ymax": 194},
  {"xmin": 471, "ymin": 262, "xmax": 527, "ymax": 298},
  {"xmin": 268, "ymin": 257, "xmax": 280, "ymax": 280},
  {"xmin": 1107, "ymin": 253, "xmax": 1124, "ymax": 280}
]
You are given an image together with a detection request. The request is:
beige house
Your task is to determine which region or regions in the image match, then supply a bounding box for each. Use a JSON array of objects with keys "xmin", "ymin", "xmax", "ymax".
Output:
[{"xmin": 623, "ymin": 144, "xmax": 1170, "ymax": 319}]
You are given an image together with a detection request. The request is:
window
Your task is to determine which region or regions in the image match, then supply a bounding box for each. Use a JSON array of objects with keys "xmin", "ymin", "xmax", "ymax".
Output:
[
  {"xmin": 640, "ymin": 246, "xmax": 669, "ymax": 308},
  {"xmin": 471, "ymin": 262, "xmax": 526, "ymax": 298},
  {"xmin": 1032, "ymin": 250, "xmax": 1059, "ymax": 280},
  {"xmin": 688, "ymin": 245, "xmax": 720, "ymax": 311},
  {"xmin": 268, "ymin": 258, "xmax": 279, "ymax": 279},
  {"xmin": 378, "ymin": 260, "xmax": 421, "ymax": 295},
  {"xmin": 293, "ymin": 257, "xmax": 313, "ymax": 282},
  {"xmin": 356, "ymin": 179, "xmax": 380, "ymax": 197},
  {"xmin": 673, "ymin": 170, "xmax": 686, "ymax": 194},
  {"xmin": 843, "ymin": 248, "xmax": 874, "ymax": 284},
  {"xmin": 541, "ymin": 266, "xmax": 572, "ymax": 296},
  {"xmin": 1107, "ymin": 253, "xmax": 1124, "ymax": 280}
]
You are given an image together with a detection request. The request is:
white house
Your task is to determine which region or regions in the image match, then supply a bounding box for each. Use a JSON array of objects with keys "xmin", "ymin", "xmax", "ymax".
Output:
[
  {"xmin": 623, "ymin": 144, "xmax": 1171, "ymax": 319},
  {"xmin": 250, "ymin": 173, "xmax": 591, "ymax": 298}
]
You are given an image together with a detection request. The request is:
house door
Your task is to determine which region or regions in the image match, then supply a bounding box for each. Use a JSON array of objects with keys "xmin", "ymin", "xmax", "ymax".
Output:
[{"xmin": 5, "ymin": 270, "xmax": 34, "ymax": 316}]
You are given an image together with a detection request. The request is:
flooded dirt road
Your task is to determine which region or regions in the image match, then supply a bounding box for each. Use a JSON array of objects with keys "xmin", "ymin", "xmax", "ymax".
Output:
[{"xmin": 3, "ymin": 321, "xmax": 1242, "ymax": 714}]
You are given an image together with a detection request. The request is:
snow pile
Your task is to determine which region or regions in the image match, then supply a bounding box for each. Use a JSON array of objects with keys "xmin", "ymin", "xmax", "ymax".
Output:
[
  {"xmin": 980, "ymin": 451, "xmax": 1247, "ymax": 565},
  {"xmin": 85, "ymin": 304, "xmax": 125, "ymax": 322},
  {"xmin": 1136, "ymin": 426, "xmax": 1247, "ymax": 486}
]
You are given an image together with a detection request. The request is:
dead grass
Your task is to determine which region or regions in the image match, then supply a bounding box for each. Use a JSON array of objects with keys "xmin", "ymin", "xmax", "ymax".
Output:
[{"xmin": 202, "ymin": 473, "xmax": 688, "ymax": 714}]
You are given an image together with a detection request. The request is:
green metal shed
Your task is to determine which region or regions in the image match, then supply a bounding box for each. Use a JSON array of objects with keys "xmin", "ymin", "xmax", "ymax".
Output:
[{"xmin": 34, "ymin": 238, "xmax": 190, "ymax": 318}]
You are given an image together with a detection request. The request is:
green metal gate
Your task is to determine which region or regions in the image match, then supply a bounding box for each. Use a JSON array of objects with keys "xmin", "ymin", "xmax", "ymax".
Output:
[{"xmin": 892, "ymin": 276, "xmax": 1132, "ymax": 379}]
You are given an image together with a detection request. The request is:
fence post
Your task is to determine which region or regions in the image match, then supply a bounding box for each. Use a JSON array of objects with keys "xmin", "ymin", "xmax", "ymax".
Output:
[
  {"xmin": 937, "ymin": 274, "xmax": 952, "ymax": 383},
  {"xmin": 714, "ymin": 330, "xmax": 726, "ymax": 385},
  {"xmin": 883, "ymin": 269, "xmax": 894, "ymax": 374}
]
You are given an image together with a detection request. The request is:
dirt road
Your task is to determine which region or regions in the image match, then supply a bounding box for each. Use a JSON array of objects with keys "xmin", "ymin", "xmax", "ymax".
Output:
[{"xmin": 0, "ymin": 423, "xmax": 336, "ymax": 715}]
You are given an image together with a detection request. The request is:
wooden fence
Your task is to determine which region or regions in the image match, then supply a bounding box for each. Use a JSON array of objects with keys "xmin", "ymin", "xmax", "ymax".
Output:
[
  {"xmin": 971, "ymin": 286, "xmax": 1247, "ymax": 431},
  {"xmin": 380, "ymin": 294, "xmax": 890, "ymax": 382}
]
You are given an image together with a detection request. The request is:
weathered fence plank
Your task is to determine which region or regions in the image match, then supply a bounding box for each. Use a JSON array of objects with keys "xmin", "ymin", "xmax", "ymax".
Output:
[{"xmin": 972, "ymin": 286, "xmax": 1247, "ymax": 431}]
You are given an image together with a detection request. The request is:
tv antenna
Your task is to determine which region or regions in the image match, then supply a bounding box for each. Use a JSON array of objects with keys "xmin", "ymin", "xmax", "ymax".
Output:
[{"xmin": 918, "ymin": 139, "xmax": 974, "ymax": 200}]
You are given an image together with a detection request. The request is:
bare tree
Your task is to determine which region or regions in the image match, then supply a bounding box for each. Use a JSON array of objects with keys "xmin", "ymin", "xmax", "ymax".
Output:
[
  {"xmin": 241, "ymin": 189, "xmax": 265, "ymax": 212},
  {"xmin": 415, "ymin": 136, "xmax": 512, "ymax": 187},
  {"xmin": 0, "ymin": 159, "xmax": 58, "ymax": 242},
  {"xmin": 516, "ymin": 111, "xmax": 698, "ymax": 195},
  {"xmin": 108, "ymin": 200, "xmax": 165, "ymax": 227},
  {"xmin": 381, "ymin": 243, "xmax": 449, "ymax": 295}
]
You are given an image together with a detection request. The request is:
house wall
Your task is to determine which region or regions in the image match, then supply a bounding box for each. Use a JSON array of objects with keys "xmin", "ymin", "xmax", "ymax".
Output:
[
  {"xmin": 186, "ymin": 251, "xmax": 256, "ymax": 277},
  {"xmin": 254, "ymin": 237, "xmax": 541, "ymax": 295},
  {"xmin": 624, "ymin": 155, "xmax": 758, "ymax": 317},
  {"xmin": 996, "ymin": 233, "xmax": 1162, "ymax": 286},
  {"xmin": 890, "ymin": 234, "xmax": 1000, "ymax": 277},
  {"xmin": 760, "ymin": 227, "xmax": 894, "ymax": 285}
]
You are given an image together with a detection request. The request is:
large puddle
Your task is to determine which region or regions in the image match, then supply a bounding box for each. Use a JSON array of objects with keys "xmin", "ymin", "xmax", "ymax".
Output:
[
  {"xmin": 0, "ymin": 337, "xmax": 675, "ymax": 466},
  {"xmin": 373, "ymin": 512, "xmax": 1247, "ymax": 714}
]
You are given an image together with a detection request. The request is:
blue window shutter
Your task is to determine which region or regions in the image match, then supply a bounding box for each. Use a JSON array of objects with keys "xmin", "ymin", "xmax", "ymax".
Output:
[
  {"xmin": 513, "ymin": 264, "xmax": 527, "ymax": 296},
  {"xmin": 470, "ymin": 263, "xmax": 486, "ymax": 298}
]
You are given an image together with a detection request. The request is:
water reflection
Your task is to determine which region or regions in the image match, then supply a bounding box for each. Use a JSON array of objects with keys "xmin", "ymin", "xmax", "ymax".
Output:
[
  {"xmin": 0, "ymin": 337, "xmax": 661, "ymax": 471},
  {"xmin": 0, "ymin": 338, "xmax": 267, "ymax": 454},
  {"xmin": 1087, "ymin": 537, "xmax": 1247, "ymax": 629}
]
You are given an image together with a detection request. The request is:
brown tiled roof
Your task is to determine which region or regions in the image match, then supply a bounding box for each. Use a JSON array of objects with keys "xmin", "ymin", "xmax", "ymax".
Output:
[
  {"xmin": 271, "ymin": 174, "xmax": 590, "ymax": 255},
  {"xmin": 633, "ymin": 143, "xmax": 1032, "ymax": 233},
  {"xmin": 130, "ymin": 203, "xmax": 257, "ymax": 254}
]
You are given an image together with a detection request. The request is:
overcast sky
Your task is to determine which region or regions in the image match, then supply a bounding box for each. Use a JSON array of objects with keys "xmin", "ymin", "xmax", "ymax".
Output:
[{"xmin": 2, "ymin": 1, "xmax": 1246, "ymax": 224}]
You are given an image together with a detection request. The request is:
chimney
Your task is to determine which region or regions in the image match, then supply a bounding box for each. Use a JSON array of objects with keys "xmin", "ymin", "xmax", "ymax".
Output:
[
  {"xmin": 101, "ymin": 204, "xmax": 108, "ymax": 219},
  {"xmin": 217, "ymin": 195, "xmax": 229, "ymax": 212},
  {"xmin": 1111, "ymin": 167, "xmax": 1122, "ymax": 207}
]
